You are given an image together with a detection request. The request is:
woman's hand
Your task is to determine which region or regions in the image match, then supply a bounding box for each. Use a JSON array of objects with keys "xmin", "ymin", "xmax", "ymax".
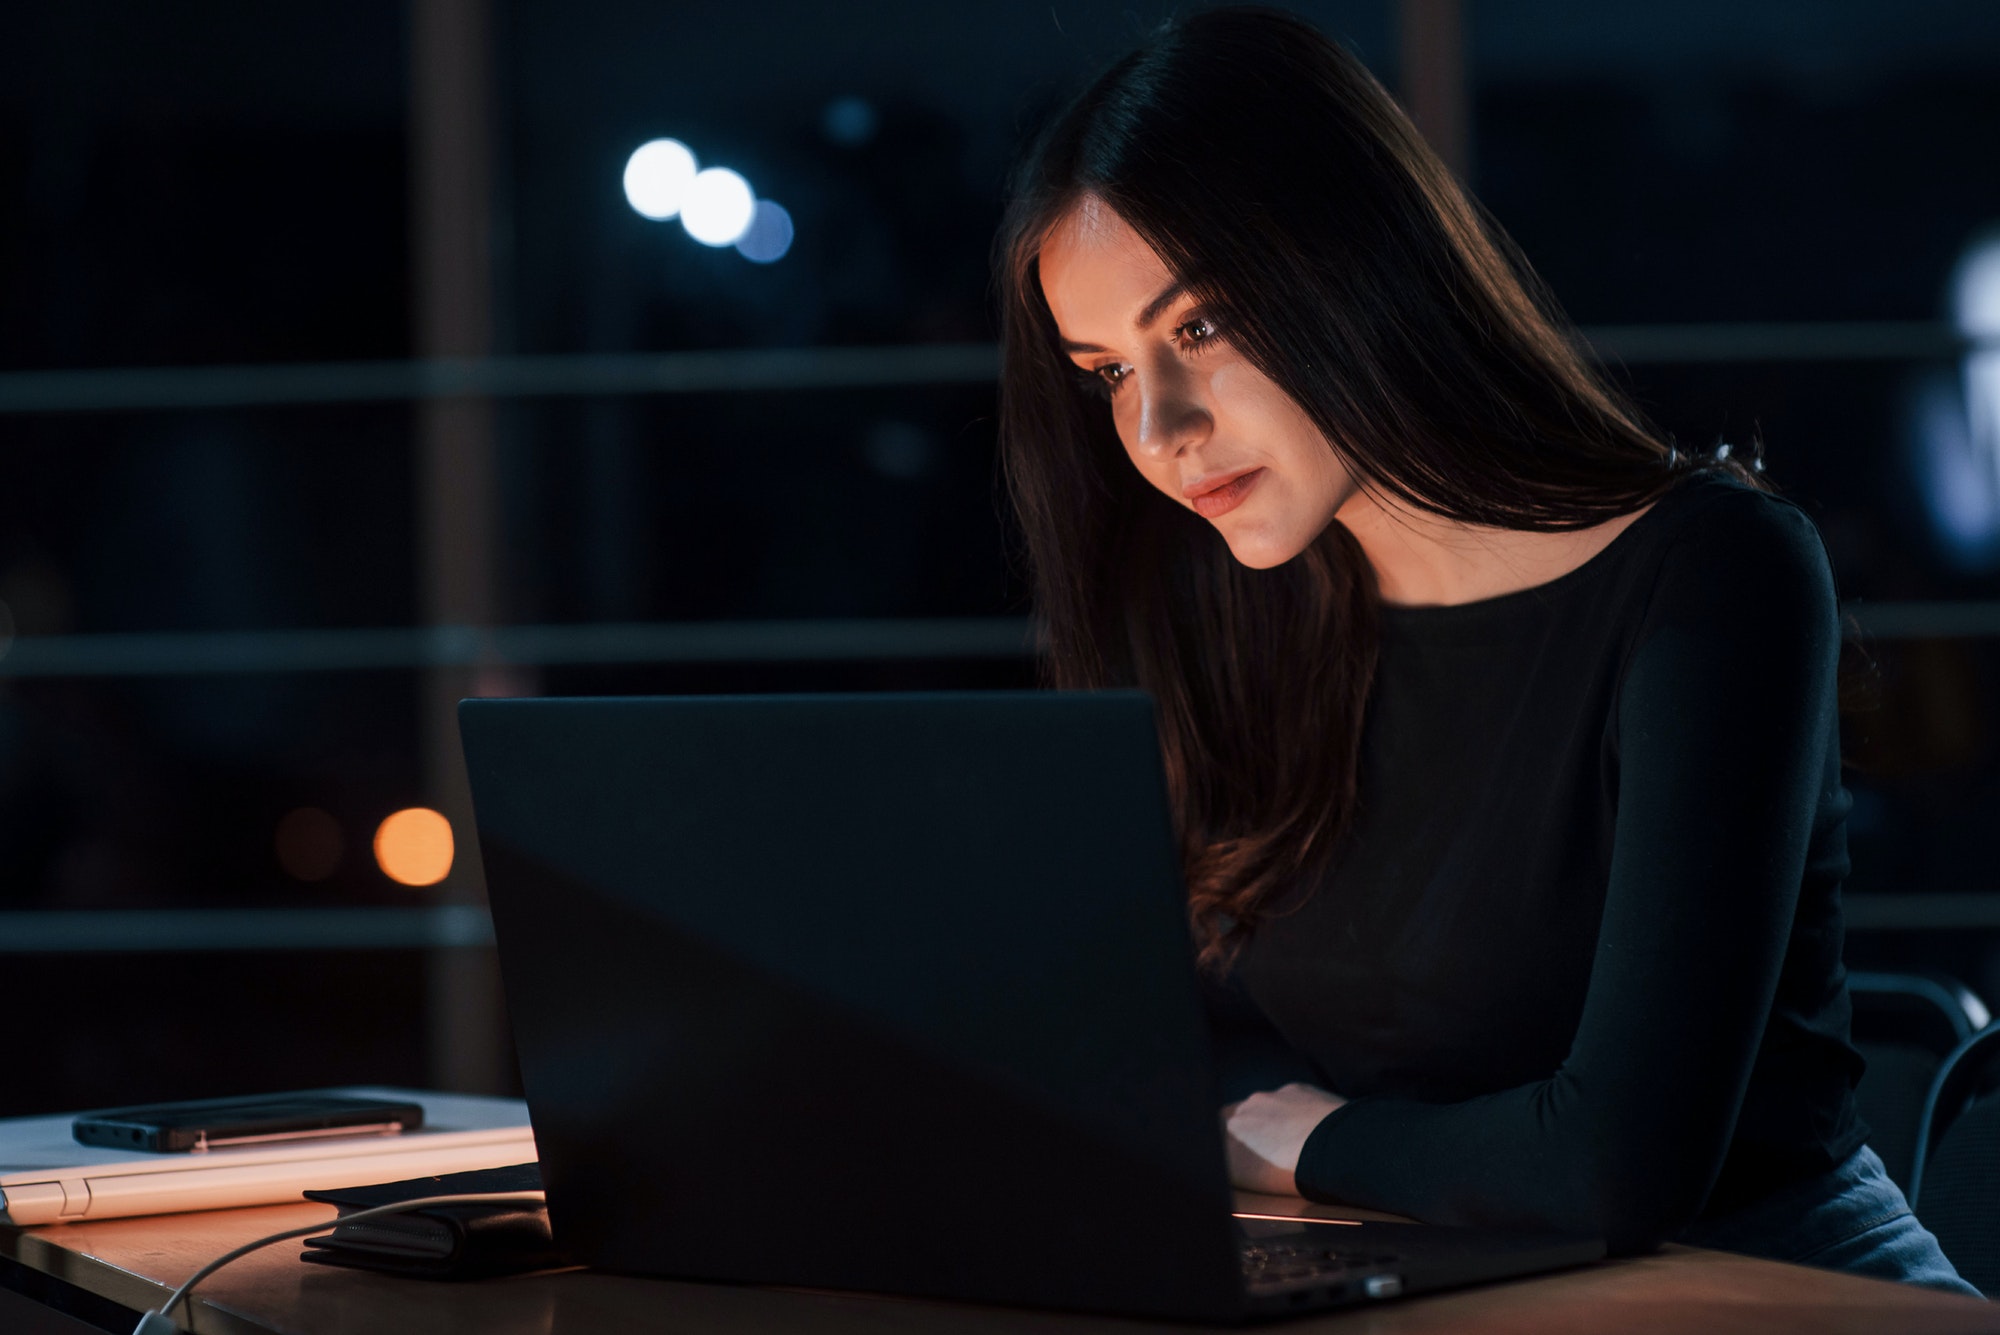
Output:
[{"xmin": 1220, "ymin": 1082, "xmax": 1348, "ymax": 1196}]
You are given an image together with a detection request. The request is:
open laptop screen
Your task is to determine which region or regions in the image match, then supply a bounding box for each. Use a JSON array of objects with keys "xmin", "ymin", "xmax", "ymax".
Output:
[{"xmin": 462, "ymin": 692, "xmax": 1247, "ymax": 1322}]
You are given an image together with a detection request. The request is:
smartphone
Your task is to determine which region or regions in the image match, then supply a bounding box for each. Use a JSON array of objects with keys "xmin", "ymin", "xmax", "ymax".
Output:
[{"xmin": 72, "ymin": 1092, "xmax": 426, "ymax": 1153}]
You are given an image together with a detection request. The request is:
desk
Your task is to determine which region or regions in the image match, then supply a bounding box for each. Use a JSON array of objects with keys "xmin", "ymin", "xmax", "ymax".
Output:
[{"xmin": 4, "ymin": 1194, "xmax": 1996, "ymax": 1335}]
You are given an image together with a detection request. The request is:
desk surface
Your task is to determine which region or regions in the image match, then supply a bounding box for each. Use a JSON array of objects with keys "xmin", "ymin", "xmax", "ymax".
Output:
[{"xmin": 4, "ymin": 1194, "xmax": 1996, "ymax": 1335}]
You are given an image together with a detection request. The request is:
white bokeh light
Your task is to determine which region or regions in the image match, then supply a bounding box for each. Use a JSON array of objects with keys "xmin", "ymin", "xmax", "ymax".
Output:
[
  {"xmin": 1955, "ymin": 235, "xmax": 2000, "ymax": 547},
  {"xmin": 623, "ymin": 139, "xmax": 697, "ymax": 220},
  {"xmin": 734, "ymin": 199, "xmax": 795, "ymax": 263},
  {"xmin": 1956, "ymin": 236, "xmax": 2000, "ymax": 339},
  {"xmin": 680, "ymin": 167, "xmax": 756, "ymax": 246},
  {"xmin": 1912, "ymin": 230, "xmax": 2000, "ymax": 569}
]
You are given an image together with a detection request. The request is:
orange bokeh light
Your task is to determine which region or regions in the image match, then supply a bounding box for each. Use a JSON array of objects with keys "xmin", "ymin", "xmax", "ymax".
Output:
[{"xmin": 373, "ymin": 807, "xmax": 454, "ymax": 887}]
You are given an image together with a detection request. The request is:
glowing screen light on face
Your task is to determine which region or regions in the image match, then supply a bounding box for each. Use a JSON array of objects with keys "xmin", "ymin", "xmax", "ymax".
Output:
[
  {"xmin": 680, "ymin": 167, "xmax": 756, "ymax": 246},
  {"xmin": 734, "ymin": 199, "xmax": 794, "ymax": 263},
  {"xmin": 622, "ymin": 138, "xmax": 698, "ymax": 220}
]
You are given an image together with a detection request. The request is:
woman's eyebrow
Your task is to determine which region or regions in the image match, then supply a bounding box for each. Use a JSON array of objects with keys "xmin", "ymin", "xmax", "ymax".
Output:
[
  {"xmin": 1134, "ymin": 279, "xmax": 1189, "ymax": 330},
  {"xmin": 1058, "ymin": 278, "xmax": 1190, "ymax": 354}
]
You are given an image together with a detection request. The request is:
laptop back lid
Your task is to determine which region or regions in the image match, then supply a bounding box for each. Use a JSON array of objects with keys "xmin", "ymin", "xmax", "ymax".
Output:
[{"xmin": 462, "ymin": 692, "xmax": 1245, "ymax": 1322}]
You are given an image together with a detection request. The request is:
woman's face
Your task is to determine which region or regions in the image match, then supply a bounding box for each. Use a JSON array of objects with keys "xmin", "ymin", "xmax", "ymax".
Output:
[{"xmin": 1038, "ymin": 197, "xmax": 1359, "ymax": 569}]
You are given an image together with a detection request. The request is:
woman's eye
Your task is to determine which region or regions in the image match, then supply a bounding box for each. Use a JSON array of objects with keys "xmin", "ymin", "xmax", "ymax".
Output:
[
  {"xmin": 1176, "ymin": 316, "xmax": 1219, "ymax": 348},
  {"xmin": 1071, "ymin": 361, "xmax": 1130, "ymax": 401}
]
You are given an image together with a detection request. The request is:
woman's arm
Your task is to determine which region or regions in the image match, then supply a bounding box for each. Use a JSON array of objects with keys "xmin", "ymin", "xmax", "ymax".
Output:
[{"xmin": 1288, "ymin": 490, "xmax": 1844, "ymax": 1254}]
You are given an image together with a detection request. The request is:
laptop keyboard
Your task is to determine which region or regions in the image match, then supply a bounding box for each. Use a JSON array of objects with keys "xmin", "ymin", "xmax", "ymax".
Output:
[{"xmin": 1239, "ymin": 1238, "xmax": 1405, "ymax": 1292}]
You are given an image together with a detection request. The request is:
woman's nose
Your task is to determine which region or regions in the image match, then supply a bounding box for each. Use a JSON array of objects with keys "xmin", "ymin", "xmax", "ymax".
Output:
[{"xmin": 1133, "ymin": 366, "xmax": 1211, "ymax": 459}]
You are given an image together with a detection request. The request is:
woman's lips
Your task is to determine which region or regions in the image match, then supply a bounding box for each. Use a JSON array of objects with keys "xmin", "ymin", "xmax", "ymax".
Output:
[{"xmin": 1189, "ymin": 467, "xmax": 1265, "ymax": 519}]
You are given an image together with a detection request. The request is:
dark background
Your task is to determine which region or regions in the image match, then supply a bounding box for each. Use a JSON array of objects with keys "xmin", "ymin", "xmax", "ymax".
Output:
[{"xmin": 3, "ymin": 0, "xmax": 2000, "ymax": 1114}]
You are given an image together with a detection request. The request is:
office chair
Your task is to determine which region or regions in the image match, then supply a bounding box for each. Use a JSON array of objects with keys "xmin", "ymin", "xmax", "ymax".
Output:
[
  {"xmin": 1909, "ymin": 1022, "xmax": 2000, "ymax": 1297},
  {"xmin": 1847, "ymin": 971, "xmax": 1988, "ymax": 1192}
]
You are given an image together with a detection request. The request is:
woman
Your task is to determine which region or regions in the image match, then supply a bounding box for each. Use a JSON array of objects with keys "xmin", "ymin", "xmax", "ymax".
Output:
[{"xmin": 996, "ymin": 6, "xmax": 1978, "ymax": 1294}]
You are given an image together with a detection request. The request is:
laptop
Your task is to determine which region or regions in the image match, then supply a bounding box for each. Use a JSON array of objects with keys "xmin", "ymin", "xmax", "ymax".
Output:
[
  {"xmin": 460, "ymin": 692, "xmax": 1602, "ymax": 1322},
  {"xmin": 0, "ymin": 1089, "xmax": 534, "ymax": 1225}
]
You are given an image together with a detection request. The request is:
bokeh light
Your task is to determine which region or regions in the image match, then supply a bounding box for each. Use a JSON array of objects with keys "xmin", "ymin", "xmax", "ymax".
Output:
[
  {"xmin": 1956, "ymin": 233, "xmax": 2000, "ymax": 339},
  {"xmin": 821, "ymin": 95, "xmax": 878, "ymax": 147},
  {"xmin": 275, "ymin": 806, "xmax": 344, "ymax": 882},
  {"xmin": 374, "ymin": 807, "xmax": 455, "ymax": 887},
  {"xmin": 734, "ymin": 199, "xmax": 794, "ymax": 264},
  {"xmin": 680, "ymin": 167, "xmax": 755, "ymax": 246},
  {"xmin": 1910, "ymin": 230, "xmax": 2000, "ymax": 569},
  {"xmin": 622, "ymin": 138, "xmax": 698, "ymax": 220}
]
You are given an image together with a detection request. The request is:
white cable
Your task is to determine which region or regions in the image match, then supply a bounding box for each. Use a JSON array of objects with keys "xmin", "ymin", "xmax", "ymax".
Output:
[{"xmin": 132, "ymin": 1190, "xmax": 548, "ymax": 1335}]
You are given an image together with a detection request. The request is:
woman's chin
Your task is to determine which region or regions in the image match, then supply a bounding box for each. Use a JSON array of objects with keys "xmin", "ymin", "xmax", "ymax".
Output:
[{"xmin": 1219, "ymin": 524, "xmax": 1313, "ymax": 570}]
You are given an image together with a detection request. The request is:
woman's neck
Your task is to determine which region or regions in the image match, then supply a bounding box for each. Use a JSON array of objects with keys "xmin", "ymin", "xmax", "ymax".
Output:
[{"xmin": 1332, "ymin": 485, "xmax": 1651, "ymax": 609}]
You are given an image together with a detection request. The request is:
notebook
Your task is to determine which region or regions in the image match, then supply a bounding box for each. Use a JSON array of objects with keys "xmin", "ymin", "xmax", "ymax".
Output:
[{"xmin": 0, "ymin": 1087, "xmax": 535, "ymax": 1225}]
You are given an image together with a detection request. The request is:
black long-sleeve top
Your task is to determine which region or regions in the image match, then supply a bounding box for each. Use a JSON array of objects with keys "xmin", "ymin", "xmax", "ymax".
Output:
[{"xmin": 1231, "ymin": 471, "xmax": 1868, "ymax": 1255}]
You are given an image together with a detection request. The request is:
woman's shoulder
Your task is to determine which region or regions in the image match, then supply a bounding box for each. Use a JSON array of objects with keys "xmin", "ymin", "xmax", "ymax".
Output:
[
  {"xmin": 1648, "ymin": 469, "xmax": 1829, "ymax": 566},
  {"xmin": 1635, "ymin": 469, "xmax": 1837, "ymax": 626}
]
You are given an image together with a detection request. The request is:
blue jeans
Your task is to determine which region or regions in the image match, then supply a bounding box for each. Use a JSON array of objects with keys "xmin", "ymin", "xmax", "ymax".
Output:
[{"xmin": 1673, "ymin": 1144, "xmax": 1982, "ymax": 1298}]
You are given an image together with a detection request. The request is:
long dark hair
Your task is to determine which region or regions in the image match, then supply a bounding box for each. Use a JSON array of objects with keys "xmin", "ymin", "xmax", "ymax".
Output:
[{"xmin": 997, "ymin": 7, "xmax": 1764, "ymax": 966}]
